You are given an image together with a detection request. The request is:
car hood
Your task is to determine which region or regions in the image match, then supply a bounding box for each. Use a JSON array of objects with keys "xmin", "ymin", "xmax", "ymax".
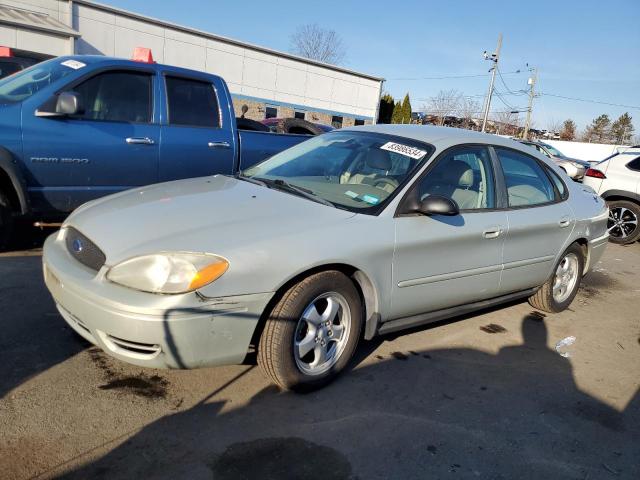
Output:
[{"xmin": 66, "ymin": 175, "xmax": 356, "ymax": 264}]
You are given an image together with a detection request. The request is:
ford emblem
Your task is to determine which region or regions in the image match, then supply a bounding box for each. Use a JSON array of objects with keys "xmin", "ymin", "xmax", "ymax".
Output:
[{"xmin": 72, "ymin": 238, "xmax": 83, "ymax": 253}]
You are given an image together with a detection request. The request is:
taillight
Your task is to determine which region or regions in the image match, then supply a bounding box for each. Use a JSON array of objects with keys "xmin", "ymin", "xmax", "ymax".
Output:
[{"xmin": 585, "ymin": 168, "xmax": 606, "ymax": 179}]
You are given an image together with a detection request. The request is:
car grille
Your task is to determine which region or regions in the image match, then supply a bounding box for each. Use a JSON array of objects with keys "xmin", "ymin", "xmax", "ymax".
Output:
[{"xmin": 65, "ymin": 227, "xmax": 106, "ymax": 271}]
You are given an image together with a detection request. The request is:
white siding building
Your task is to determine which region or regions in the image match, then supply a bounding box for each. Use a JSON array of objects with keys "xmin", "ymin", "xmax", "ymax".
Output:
[{"xmin": 0, "ymin": 0, "xmax": 384, "ymax": 126}]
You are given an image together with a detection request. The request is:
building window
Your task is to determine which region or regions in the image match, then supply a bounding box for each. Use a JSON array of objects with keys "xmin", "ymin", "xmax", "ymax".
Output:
[
  {"xmin": 265, "ymin": 106, "xmax": 278, "ymax": 119},
  {"xmin": 354, "ymin": 119, "xmax": 365, "ymax": 126},
  {"xmin": 331, "ymin": 115, "xmax": 343, "ymax": 129},
  {"xmin": 294, "ymin": 110, "xmax": 305, "ymax": 120}
]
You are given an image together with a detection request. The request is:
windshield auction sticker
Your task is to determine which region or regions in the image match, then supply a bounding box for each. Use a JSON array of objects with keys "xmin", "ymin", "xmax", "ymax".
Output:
[
  {"xmin": 60, "ymin": 60, "xmax": 86, "ymax": 70},
  {"xmin": 380, "ymin": 142, "xmax": 427, "ymax": 160}
]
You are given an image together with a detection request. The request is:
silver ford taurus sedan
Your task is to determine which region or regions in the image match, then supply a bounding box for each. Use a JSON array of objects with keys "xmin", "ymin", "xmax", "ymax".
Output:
[{"xmin": 43, "ymin": 125, "xmax": 609, "ymax": 390}]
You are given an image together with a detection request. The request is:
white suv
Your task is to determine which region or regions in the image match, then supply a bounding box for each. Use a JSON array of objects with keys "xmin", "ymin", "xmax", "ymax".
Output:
[{"xmin": 583, "ymin": 147, "xmax": 640, "ymax": 244}]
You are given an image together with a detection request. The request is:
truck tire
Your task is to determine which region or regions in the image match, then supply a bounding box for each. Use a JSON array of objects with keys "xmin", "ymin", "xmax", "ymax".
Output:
[
  {"xmin": 258, "ymin": 271, "xmax": 362, "ymax": 391},
  {"xmin": 528, "ymin": 243, "xmax": 584, "ymax": 313},
  {"xmin": 0, "ymin": 191, "xmax": 14, "ymax": 251},
  {"xmin": 275, "ymin": 118, "xmax": 324, "ymax": 135},
  {"xmin": 236, "ymin": 117, "xmax": 270, "ymax": 132},
  {"xmin": 606, "ymin": 199, "xmax": 640, "ymax": 245}
]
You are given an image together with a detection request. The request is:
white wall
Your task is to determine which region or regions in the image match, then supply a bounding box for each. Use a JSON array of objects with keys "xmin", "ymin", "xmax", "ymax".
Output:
[
  {"xmin": 0, "ymin": 0, "xmax": 72, "ymax": 56},
  {"xmin": 72, "ymin": 2, "xmax": 381, "ymax": 119},
  {"xmin": 544, "ymin": 140, "xmax": 631, "ymax": 162}
]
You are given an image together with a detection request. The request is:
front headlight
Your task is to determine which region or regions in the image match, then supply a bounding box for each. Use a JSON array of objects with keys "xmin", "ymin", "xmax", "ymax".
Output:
[{"xmin": 106, "ymin": 253, "xmax": 229, "ymax": 294}]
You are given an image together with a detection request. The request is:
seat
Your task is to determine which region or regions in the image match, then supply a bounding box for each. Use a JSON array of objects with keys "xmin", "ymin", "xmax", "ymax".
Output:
[
  {"xmin": 421, "ymin": 160, "xmax": 479, "ymax": 209},
  {"xmin": 346, "ymin": 150, "xmax": 397, "ymax": 192}
]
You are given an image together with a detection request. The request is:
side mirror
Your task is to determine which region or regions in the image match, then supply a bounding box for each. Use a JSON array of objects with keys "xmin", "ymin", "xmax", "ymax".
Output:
[
  {"xmin": 55, "ymin": 91, "xmax": 82, "ymax": 115},
  {"xmin": 408, "ymin": 195, "xmax": 460, "ymax": 216},
  {"xmin": 35, "ymin": 91, "xmax": 82, "ymax": 118}
]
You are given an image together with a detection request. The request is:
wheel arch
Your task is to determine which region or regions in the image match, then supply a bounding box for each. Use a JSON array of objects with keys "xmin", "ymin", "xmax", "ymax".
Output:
[
  {"xmin": 601, "ymin": 190, "xmax": 640, "ymax": 204},
  {"xmin": 0, "ymin": 147, "xmax": 30, "ymax": 215},
  {"xmin": 250, "ymin": 263, "xmax": 381, "ymax": 348}
]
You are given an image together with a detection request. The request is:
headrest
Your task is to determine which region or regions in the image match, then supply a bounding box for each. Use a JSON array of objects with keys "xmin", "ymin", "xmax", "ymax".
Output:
[
  {"xmin": 443, "ymin": 160, "xmax": 474, "ymax": 187},
  {"xmin": 366, "ymin": 149, "xmax": 392, "ymax": 171}
]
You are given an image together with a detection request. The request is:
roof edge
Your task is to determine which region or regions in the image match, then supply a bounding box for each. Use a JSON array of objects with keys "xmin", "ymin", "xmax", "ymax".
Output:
[{"xmin": 72, "ymin": 0, "xmax": 385, "ymax": 82}]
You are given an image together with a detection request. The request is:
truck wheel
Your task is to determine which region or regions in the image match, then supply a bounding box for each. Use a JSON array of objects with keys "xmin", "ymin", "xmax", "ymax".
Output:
[
  {"xmin": 236, "ymin": 117, "xmax": 270, "ymax": 132},
  {"xmin": 258, "ymin": 271, "xmax": 362, "ymax": 391},
  {"xmin": 606, "ymin": 200, "xmax": 640, "ymax": 245},
  {"xmin": 0, "ymin": 191, "xmax": 14, "ymax": 251},
  {"xmin": 275, "ymin": 118, "xmax": 324, "ymax": 135},
  {"xmin": 528, "ymin": 243, "xmax": 584, "ymax": 313}
]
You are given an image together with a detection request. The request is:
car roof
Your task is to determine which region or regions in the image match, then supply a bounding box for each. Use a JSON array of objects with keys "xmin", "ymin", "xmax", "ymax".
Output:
[{"xmin": 342, "ymin": 124, "xmax": 525, "ymax": 150}]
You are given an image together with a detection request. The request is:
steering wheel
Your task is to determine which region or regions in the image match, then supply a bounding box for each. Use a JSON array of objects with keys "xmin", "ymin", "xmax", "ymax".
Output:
[{"xmin": 373, "ymin": 177, "xmax": 399, "ymax": 191}]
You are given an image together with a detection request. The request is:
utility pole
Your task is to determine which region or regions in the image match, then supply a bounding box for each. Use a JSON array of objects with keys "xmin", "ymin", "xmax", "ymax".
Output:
[
  {"xmin": 522, "ymin": 67, "xmax": 537, "ymax": 140},
  {"xmin": 481, "ymin": 33, "xmax": 502, "ymax": 133}
]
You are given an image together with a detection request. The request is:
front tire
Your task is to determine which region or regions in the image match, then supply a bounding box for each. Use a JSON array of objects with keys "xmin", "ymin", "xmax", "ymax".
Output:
[
  {"xmin": 528, "ymin": 243, "xmax": 584, "ymax": 313},
  {"xmin": 606, "ymin": 200, "xmax": 640, "ymax": 245},
  {"xmin": 258, "ymin": 271, "xmax": 362, "ymax": 391},
  {"xmin": 0, "ymin": 191, "xmax": 14, "ymax": 251}
]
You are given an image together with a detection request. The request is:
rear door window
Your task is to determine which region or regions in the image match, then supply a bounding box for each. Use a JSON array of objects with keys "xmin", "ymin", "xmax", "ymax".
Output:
[
  {"xmin": 165, "ymin": 76, "xmax": 220, "ymax": 128},
  {"xmin": 74, "ymin": 70, "xmax": 152, "ymax": 123},
  {"xmin": 495, "ymin": 148, "xmax": 556, "ymax": 207}
]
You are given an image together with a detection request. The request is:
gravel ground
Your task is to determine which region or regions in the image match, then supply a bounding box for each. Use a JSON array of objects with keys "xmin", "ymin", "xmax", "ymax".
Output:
[{"xmin": 0, "ymin": 237, "xmax": 638, "ymax": 480}]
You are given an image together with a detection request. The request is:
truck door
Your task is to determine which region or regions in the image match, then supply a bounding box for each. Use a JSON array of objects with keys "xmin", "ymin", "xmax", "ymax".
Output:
[
  {"xmin": 159, "ymin": 75, "xmax": 236, "ymax": 181},
  {"xmin": 21, "ymin": 68, "xmax": 159, "ymax": 213}
]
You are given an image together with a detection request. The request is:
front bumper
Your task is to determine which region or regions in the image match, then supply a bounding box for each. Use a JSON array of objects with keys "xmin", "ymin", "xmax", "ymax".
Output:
[{"xmin": 43, "ymin": 233, "xmax": 274, "ymax": 369}]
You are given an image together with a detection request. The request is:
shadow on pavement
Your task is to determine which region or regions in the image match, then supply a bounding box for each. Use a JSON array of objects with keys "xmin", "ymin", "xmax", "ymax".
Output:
[
  {"xmin": 59, "ymin": 314, "xmax": 639, "ymax": 480},
  {"xmin": 0, "ymin": 254, "xmax": 88, "ymax": 399}
]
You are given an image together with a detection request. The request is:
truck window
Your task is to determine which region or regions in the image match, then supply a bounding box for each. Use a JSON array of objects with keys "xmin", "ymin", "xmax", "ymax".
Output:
[
  {"xmin": 166, "ymin": 76, "xmax": 220, "ymax": 128},
  {"xmin": 73, "ymin": 71, "xmax": 152, "ymax": 123},
  {"xmin": 0, "ymin": 61, "xmax": 22, "ymax": 79}
]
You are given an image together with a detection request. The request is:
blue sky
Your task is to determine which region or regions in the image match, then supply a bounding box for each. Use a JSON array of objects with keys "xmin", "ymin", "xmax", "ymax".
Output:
[{"xmin": 104, "ymin": 0, "xmax": 639, "ymax": 134}]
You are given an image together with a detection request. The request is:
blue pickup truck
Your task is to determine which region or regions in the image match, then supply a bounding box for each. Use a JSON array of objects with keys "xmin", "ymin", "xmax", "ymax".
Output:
[{"xmin": 0, "ymin": 55, "xmax": 310, "ymax": 247}]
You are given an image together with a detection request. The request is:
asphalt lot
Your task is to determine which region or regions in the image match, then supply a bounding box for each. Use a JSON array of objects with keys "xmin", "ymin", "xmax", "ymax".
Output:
[{"xmin": 0, "ymin": 233, "xmax": 638, "ymax": 480}]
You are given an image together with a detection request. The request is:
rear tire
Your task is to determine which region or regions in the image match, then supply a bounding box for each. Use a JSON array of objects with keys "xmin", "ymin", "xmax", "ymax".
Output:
[
  {"xmin": 528, "ymin": 243, "xmax": 584, "ymax": 313},
  {"xmin": 0, "ymin": 191, "xmax": 14, "ymax": 251},
  {"xmin": 606, "ymin": 200, "xmax": 640, "ymax": 245},
  {"xmin": 258, "ymin": 271, "xmax": 362, "ymax": 391}
]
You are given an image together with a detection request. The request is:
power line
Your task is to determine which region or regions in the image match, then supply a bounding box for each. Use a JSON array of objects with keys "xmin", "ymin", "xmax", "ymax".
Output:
[
  {"xmin": 539, "ymin": 92, "xmax": 640, "ymax": 110},
  {"xmin": 389, "ymin": 70, "xmax": 522, "ymax": 81},
  {"xmin": 497, "ymin": 67, "xmax": 526, "ymax": 96}
]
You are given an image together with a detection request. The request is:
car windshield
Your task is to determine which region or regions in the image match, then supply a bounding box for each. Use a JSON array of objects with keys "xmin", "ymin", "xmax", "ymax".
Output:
[
  {"xmin": 542, "ymin": 143, "xmax": 566, "ymax": 158},
  {"xmin": 243, "ymin": 131, "xmax": 433, "ymax": 212},
  {"xmin": 0, "ymin": 58, "xmax": 76, "ymax": 104}
]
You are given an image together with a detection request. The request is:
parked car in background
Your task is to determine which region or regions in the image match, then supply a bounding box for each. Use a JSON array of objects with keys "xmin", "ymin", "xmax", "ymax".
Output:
[
  {"xmin": 43, "ymin": 125, "xmax": 609, "ymax": 391},
  {"xmin": 262, "ymin": 117, "xmax": 334, "ymax": 135},
  {"xmin": 0, "ymin": 47, "xmax": 39, "ymax": 80},
  {"xmin": 0, "ymin": 53, "xmax": 313, "ymax": 249},
  {"xmin": 583, "ymin": 147, "xmax": 640, "ymax": 244},
  {"xmin": 518, "ymin": 140, "xmax": 591, "ymax": 181}
]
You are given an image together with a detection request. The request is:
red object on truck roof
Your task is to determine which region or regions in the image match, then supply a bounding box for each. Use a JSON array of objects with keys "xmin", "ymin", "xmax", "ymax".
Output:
[
  {"xmin": 0, "ymin": 46, "xmax": 13, "ymax": 57},
  {"xmin": 132, "ymin": 47, "xmax": 154, "ymax": 63}
]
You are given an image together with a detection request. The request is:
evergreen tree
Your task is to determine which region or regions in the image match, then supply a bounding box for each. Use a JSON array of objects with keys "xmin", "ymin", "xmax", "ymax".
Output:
[
  {"xmin": 377, "ymin": 93, "xmax": 395, "ymax": 124},
  {"xmin": 391, "ymin": 101, "xmax": 403, "ymax": 124},
  {"xmin": 584, "ymin": 114, "xmax": 611, "ymax": 143},
  {"xmin": 611, "ymin": 113, "xmax": 634, "ymax": 144},
  {"xmin": 559, "ymin": 119, "xmax": 577, "ymax": 141},
  {"xmin": 401, "ymin": 93, "xmax": 412, "ymax": 124}
]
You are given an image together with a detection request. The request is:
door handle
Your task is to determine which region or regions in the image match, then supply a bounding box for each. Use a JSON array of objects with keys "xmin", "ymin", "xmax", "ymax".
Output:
[
  {"xmin": 558, "ymin": 216, "xmax": 571, "ymax": 228},
  {"xmin": 208, "ymin": 141, "xmax": 231, "ymax": 149},
  {"xmin": 482, "ymin": 227, "xmax": 502, "ymax": 239},
  {"xmin": 126, "ymin": 137, "xmax": 155, "ymax": 145}
]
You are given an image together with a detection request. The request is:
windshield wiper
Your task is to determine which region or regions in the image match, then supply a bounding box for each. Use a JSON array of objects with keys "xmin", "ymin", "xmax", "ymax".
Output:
[
  {"xmin": 254, "ymin": 177, "xmax": 336, "ymax": 208},
  {"xmin": 234, "ymin": 172, "xmax": 267, "ymax": 187}
]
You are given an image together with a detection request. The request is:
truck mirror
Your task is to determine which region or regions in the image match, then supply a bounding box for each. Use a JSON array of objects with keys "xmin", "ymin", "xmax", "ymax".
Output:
[{"xmin": 55, "ymin": 91, "xmax": 82, "ymax": 116}]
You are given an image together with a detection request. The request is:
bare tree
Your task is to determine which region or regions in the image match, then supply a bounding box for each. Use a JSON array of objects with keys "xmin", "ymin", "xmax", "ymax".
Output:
[
  {"xmin": 492, "ymin": 110, "xmax": 520, "ymax": 135},
  {"xmin": 457, "ymin": 97, "xmax": 481, "ymax": 130},
  {"xmin": 426, "ymin": 89, "xmax": 462, "ymax": 126},
  {"xmin": 290, "ymin": 24, "xmax": 346, "ymax": 65}
]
